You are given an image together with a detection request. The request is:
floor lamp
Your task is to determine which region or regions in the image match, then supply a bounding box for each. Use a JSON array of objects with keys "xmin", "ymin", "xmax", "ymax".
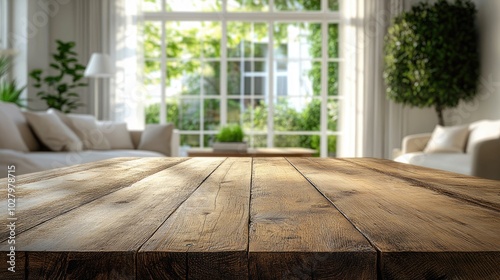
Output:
[{"xmin": 84, "ymin": 53, "xmax": 113, "ymax": 120}]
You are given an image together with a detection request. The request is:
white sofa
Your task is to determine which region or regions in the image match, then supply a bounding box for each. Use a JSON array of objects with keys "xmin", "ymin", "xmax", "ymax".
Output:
[
  {"xmin": 0, "ymin": 102, "xmax": 179, "ymax": 178},
  {"xmin": 394, "ymin": 120, "xmax": 500, "ymax": 180}
]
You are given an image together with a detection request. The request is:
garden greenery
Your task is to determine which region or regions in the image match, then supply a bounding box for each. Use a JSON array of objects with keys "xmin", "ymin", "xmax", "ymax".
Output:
[{"xmin": 384, "ymin": 0, "xmax": 480, "ymax": 126}]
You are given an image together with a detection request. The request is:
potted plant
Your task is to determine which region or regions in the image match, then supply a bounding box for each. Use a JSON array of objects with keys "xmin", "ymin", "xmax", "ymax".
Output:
[
  {"xmin": 384, "ymin": 0, "xmax": 480, "ymax": 126},
  {"xmin": 213, "ymin": 124, "xmax": 247, "ymax": 152},
  {"xmin": 0, "ymin": 49, "xmax": 27, "ymax": 107},
  {"xmin": 29, "ymin": 40, "xmax": 87, "ymax": 113}
]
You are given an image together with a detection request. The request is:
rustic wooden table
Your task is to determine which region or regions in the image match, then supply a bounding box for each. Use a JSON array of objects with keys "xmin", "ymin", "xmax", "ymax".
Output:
[{"xmin": 1, "ymin": 157, "xmax": 499, "ymax": 279}]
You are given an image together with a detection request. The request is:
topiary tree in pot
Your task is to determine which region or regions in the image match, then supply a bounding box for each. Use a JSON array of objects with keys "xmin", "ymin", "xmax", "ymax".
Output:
[{"xmin": 384, "ymin": 0, "xmax": 480, "ymax": 126}]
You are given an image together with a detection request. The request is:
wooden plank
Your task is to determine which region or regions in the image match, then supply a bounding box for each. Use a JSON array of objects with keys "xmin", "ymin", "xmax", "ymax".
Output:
[
  {"xmin": 6, "ymin": 157, "xmax": 137, "ymax": 185},
  {"xmin": 289, "ymin": 157, "xmax": 500, "ymax": 279},
  {"xmin": 346, "ymin": 157, "xmax": 500, "ymax": 211},
  {"xmin": 0, "ymin": 157, "xmax": 187, "ymax": 240},
  {"xmin": 249, "ymin": 158, "xmax": 376, "ymax": 279},
  {"xmin": 138, "ymin": 157, "xmax": 252, "ymax": 279},
  {"xmin": 0, "ymin": 157, "xmax": 225, "ymax": 279},
  {"xmin": 0, "ymin": 251, "xmax": 25, "ymax": 280}
]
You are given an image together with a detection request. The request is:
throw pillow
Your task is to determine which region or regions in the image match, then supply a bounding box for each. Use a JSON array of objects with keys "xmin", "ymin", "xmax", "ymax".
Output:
[
  {"xmin": 98, "ymin": 122, "xmax": 134, "ymax": 149},
  {"xmin": 424, "ymin": 125, "xmax": 469, "ymax": 153},
  {"xmin": 0, "ymin": 101, "xmax": 40, "ymax": 151},
  {"xmin": 24, "ymin": 111, "xmax": 83, "ymax": 152},
  {"xmin": 48, "ymin": 109, "xmax": 110, "ymax": 150},
  {"xmin": 466, "ymin": 120, "xmax": 500, "ymax": 153},
  {"xmin": 0, "ymin": 110, "xmax": 30, "ymax": 152},
  {"xmin": 138, "ymin": 124, "xmax": 174, "ymax": 156},
  {"xmin": 67, "ymin": 114, "xmax": 111, "ymax": 150}
]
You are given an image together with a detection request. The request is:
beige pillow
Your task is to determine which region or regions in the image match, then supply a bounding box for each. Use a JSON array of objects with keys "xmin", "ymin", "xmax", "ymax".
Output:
[
  {"xmin": 138, "ymin": 124, "xmax": 174, "ymax": 156},
  {"xmin": 98, "ymin": 122, "xmax": 134, "ymax": 149},
  {"xmin": 24, "ymin": 111, "xmax": 83, "ymax": 152},
  {"xmin": 0, "ymin": 110, "xmax": 30, "ymax": 152},
  {"xmin": 48, "ymin": 109, "xmax": 110, "ymax": 150},
  {"xmin": 67, "ymin": 115, "xmax": 110, "ymax": 150},
  {"xmin": 466, "ymin": 120, "xmax": 500, "ymax": 153},
  {"xmin": 0, "ymin": 101, "xmax": 40, "ymax": 151},
  {"xmin": 424, "ymin": 125, "xmax": 469, "ymax": 153}
]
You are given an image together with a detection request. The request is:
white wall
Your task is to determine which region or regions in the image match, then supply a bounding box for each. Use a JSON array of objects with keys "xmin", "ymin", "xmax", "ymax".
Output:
[{"xmin": 403, "ymin": 0, "xmax": 500, "ymax": 135}]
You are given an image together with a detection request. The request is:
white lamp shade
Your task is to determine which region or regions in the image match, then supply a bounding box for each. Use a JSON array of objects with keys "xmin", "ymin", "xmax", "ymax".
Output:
[{"xmin": 84, "ymin": 53, "xmax": 113, "ymax": 77}]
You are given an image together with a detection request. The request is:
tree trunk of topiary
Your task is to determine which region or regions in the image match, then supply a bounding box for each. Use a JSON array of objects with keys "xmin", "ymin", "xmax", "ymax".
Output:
[{"xmin": 435, "ymin": 105, "xmax": 445, "ymax": 126}]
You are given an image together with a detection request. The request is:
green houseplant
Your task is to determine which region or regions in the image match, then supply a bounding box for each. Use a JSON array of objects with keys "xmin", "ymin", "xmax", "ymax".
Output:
[
  {"xmin": 29, "ymin": 40, "xmax": 87, "ymax": 113},
  {"xmin": 213, "ymin": 124, "xmax": 247, "ymax": 152},
  {"xmin": 384, "ymin": 0, "xmax": 480, "ymax": 126},
  {"xmin": 0, "ymin": 51, "xmax": 27, "ymax": 107}
]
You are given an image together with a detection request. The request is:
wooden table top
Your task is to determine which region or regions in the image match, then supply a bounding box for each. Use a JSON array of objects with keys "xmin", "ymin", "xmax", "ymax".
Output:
[
  {"xmin": 1, "ymin": 157, "xmax": 499, "ymax": 279},
  {"xmin": 187, "ymin": 147, "xmax": 317, "ymax": 157}
]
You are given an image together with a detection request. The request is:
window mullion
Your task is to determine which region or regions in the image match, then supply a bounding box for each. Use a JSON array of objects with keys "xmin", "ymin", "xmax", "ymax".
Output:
[{"xmin": 221, "ymin": 18, "xmax": 228, "ymax": 127}]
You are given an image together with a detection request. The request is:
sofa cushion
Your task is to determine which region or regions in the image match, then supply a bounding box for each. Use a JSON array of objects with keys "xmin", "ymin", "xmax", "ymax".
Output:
[
  {"xmin": 98, "ymin": 122, "xmax": 135, "ymax": 149},
  {"xmin": 48, "ymin": 109, "xmax": 111, "ymax": 150},
  {"xmin": 394, "ymin": 152, "xmax": 472, "ymax": 175},
  {"xmin": 0, "ymin": 110, "xmax": 30, "ymax": 152},
  {"xmin": 0, "ymin": 149, "xmax": 47, "ymax": 177},
  {"xmin": 466, "ymin": 120, "xmax": 500, "ymax": 153},
  {"xmin": 0, "ymin": 101, "xmax": 40, "ymax": 151},
  {"xmin": 25, "ymin": 111, "xmax": 83, "ymax": 152},
  {"xmin": 138, "ymin": 124, "xmax": 174, "ymax": 156},
  {"xmin": 424, "ymin": 125, "xmax": 469, "ymax": 153}
]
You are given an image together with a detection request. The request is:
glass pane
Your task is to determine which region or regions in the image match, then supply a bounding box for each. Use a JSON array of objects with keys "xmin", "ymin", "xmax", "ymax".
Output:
[
  {"xmin": 328, "ymin": 24, "xmax": 339, "ymax": 58},
  {"xmin": 167, "ymin": 0, "xmax": 221, "ymax": 12},
  {"xmin": 274, "ymin": 135, "xmax": 319, "ymax": 154},
  {"xmin": 144, "ymin": 60, "xmax": 161, "ymax": 86},
  {"xmin": 178, "ymin": 99, "xmax": 201, "ymax": 130},
  {"xmin": 204, "ymin": 134, "xmax": 217, "ymax": 147},
  {"xmin": 204, "ymin": 99, "xmax": 220, "ymax": 130},
  {"xmin": 167, "ymin": 60, "xmax": 202, "ymax": 96},
  {"xmin": 181, "ymin": 134, "xmax": 200, "ymax": 147},
  {"xmin": 227, "ymin": 22, "xmax": 269, "ymax": 58},
  {"xmin": 145, "ymin": 103, "xmax": 161, "ymax": 124},
  {"xmin": 274, "ymin": 97, "xmax": 320, "ymax": 132},
  {"xmin": 203, "ymin": 62, "xmax": 220, "ymax": 95},
  {"xmin": 243, "ymin": 99, "xmax": 267, "ymax": 131},
  {"xmin": 251, "ymin": 135, "xmax": 267, "ymax": 148},
  {"xmin": 274, "ymin": 23, "xmax": 321, "ymax": 59},
  {"xmin": 227, "ymin": 98, "xmax": 244, "ymax": 124},
  {"xmin": 275, "ymin": 61, "xmax": 319, "ymax": 97},
  {"xmin": 328, "ymin": 62, "xmax": 339, "ymax": 96},
  {"xmin": 329, "ymin": 0, "xmax": 340, "ymax": 11},
  {"xmin": 227, "ymin": 61, "xmax": 242, "ymax": 95},
  {"xmin": 166, "ymin": 22, "xmax": 221, "ymax": 59},
  {"xmin": 275, "ymin": 0, "xmax": 320, "ymax": 11},
  {"xmin": 142, "ymin": 0, "xmax": 162, "ymax": 12},
  {"xmin": 227, "ymin": 0, "xmax": 269, "ymax": 12},
  {"xmin": 328, "ymin": 98, "xmax": 339, "ymax": 131},
  {"xmin": 328, "ymin": 135, "xmax": 337, "ymax": 157},
  {"xmin": 144, "ymin": 22, "xmax": 161, "ymax": 59}
]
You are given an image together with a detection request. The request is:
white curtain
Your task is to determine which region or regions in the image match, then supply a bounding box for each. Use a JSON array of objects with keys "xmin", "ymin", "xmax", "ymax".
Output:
[
  {"xmin": 74, "ymin": 0, "xmax": 109, "ymax": 116},
  {"xmin": 338, "ymin": 0, "xmax": 406, "ymax": 159},
  {"xmin": 109, "ymin": 0, "xmax": 144, "ymax": 129}
]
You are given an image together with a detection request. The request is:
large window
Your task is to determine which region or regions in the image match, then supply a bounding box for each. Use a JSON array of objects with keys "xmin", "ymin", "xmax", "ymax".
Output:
[{"xmin": 142, "ymin": 0, "xmax": 341, "ymax": 157}]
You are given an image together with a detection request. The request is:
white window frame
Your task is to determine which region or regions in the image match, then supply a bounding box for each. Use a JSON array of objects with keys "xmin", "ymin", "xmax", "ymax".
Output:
[
  {"xmin": 0, "ymin": 0, "xmax": 8, "ymax": 49},
  {"xmin": 143, "ymin": 0, "xmax": 342, "ymax": 157}
]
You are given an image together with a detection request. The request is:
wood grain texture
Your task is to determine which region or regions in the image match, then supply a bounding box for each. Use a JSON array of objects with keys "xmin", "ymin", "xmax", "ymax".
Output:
[
  {"xmin": 0, "ymin": 157, "xmax": 187, "ymax": 240},
  {"xmin": 1, "ymin": 157, "xmax": 225, "ymax": 279},
  {"xmin": 249, "ymin": 157, "xmax": 376, "ymax": 279},
  {"xmin": 0, "ymin": 251, "xmax": 24, "ymax": 280},
  {"xmin": 27, "ymin": 252, "xmax": 135, "ymax": 280},
  {"xmin": 288, "ymin": 157, "xmax": 500, "ymax": 278},
  {"xmin": 346, "ymin": 157, "xmax": 500, "ymax": 211},
  {"xmin": 138, "ymin": 157, "xmax": 252, "ymax": 279}
]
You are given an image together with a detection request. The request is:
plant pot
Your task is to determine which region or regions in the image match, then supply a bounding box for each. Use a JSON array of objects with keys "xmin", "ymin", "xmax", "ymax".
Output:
[{"xmin": 212, "ymin": 142, "xmax": 248, "ymax": 153}]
